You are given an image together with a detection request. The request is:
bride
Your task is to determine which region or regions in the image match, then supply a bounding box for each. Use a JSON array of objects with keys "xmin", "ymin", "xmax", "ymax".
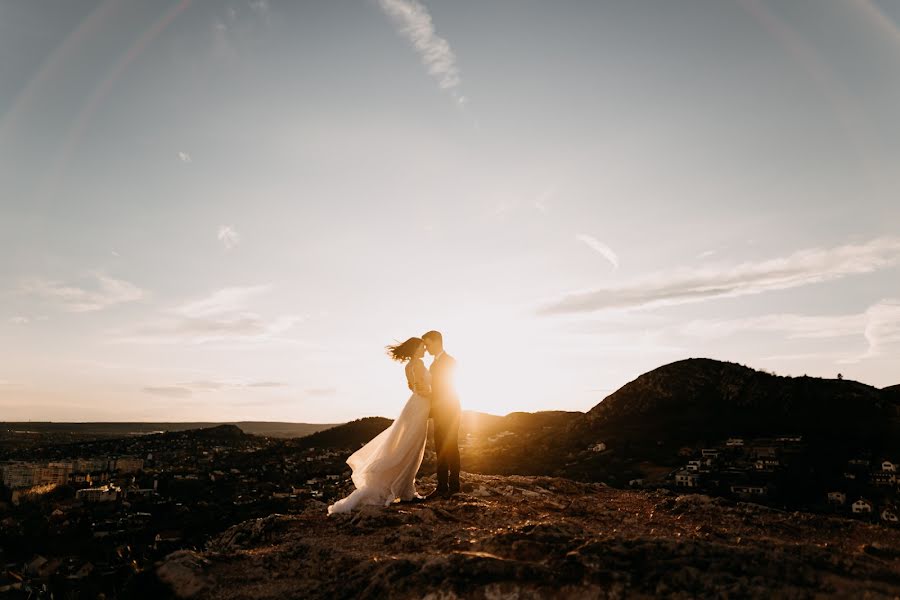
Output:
[{"xmin": 327, "ymin": 337, "xmax": 431, "ymax": 514}]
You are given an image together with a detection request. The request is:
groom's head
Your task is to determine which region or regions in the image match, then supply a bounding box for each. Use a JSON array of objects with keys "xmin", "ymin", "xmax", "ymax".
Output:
[{"xmin": 422, "ymin": 330, "xmax": 443, "ymax": 356}]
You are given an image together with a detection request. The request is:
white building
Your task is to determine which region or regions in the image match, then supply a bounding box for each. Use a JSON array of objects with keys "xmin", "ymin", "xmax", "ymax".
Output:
[
  {"xmin": 725, "ymin": 438, "xmax": 744, "ymax": 447},
  {"xmin": 882, "ymin": 508, "xmax": 899, "ymax": 523},
  {"xmin": 675, "ymin": 470, "xmax": 699, "ymax": 487},
  {"xmin": 852, "ymin": 498, "xmax": 873, "ymax": 514},
  {"xmin": 1, "ymin": 463, "xmax": 36, "ymax": 489},
  {"xmin": 882, "ymin": 460, "xmax": 897, "ymax": 473},
  {"xmin": 590, "ymin": 442, "xmax": 607, "ymax": 453},
  {"xmin": 730, "ymin": 485, "xmax": 766, "ymax": 496},
  {"xmin": 38, "ymin": 464, "xmax": 72, "ymax": 485},
  {"xmin": 75, "ymin": 458, "xmax": 110, "ymax": 472}
]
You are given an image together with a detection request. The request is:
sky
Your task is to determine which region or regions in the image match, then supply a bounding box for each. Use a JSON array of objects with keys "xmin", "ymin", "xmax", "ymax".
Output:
[{"xmin": 1, "ymin": 0, "xmax": 899, "ymax": 423}]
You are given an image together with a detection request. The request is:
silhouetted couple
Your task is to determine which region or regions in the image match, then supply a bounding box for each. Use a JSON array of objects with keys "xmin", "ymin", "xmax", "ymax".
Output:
[{"xmin": 328, "ymin": 330, "xmax": 461, "ymax": 514}]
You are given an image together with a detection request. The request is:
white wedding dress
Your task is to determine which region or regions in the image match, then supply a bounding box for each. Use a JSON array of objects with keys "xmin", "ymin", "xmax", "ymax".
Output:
[{"xmin": 327, "ymin": 360, "xmax": 430, "ymax": 514}]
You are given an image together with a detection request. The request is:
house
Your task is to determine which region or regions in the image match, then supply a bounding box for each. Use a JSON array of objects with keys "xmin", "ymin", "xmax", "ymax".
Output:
[
  {"xmin": 872, "ymin": 471, "xmax": 897, "ymax": 487},
  {"xmin": 675, "ymin": 470, "xmax": 699, "ymax": 488},
  {"xmin": 686, "ymin": 460, "xmax": 702, "ymax": 472},
  {"xmin": 852, "ymin": 498, "xmax": 873, "ymax": 514},
  {"xmin": 755, "ymin": 458, "xmax": 780, "ymax": 471},
  {"xmin": 882, "ymin": 460, "xmax": 897, "ymax": 473},
  {"xmin": 725, "ymin": 438, "xmax": 744, "ymax": 447},
  {"xmin": 750, "ymin": 446, "xmax": 778, "ymax": 459},
  {"xmin": 730, "ymin": 484, "xmax": 767, "ymax": 497},
  {"xmin": 882, "ymin": 508, "xmax": 899, "ymax": 523},
  {"xmin": 701, "ymin": 449, "xmax": 719, "ymax": 458},
  {"xmin": 590, "ymin": 442, "xmax": 607, "ymax": 453},
  {"xmin": 827, "ymin": 491, "xmax": 846, "ymax": 505}
]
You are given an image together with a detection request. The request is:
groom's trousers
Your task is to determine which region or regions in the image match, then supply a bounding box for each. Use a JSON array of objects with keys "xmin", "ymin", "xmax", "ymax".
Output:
[{"xmin": 433, "ymin": 410, "xmax": 460, "ymax": 493}]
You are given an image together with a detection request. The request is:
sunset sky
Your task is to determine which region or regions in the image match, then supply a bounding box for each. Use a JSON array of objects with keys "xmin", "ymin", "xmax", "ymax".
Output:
[{"xmin": 2, "ymin": 1, "xmax": 899, "ymax": 423}]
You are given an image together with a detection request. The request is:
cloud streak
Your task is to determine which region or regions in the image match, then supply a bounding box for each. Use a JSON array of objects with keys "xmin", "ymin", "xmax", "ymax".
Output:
[
  {"xmin": 21, "ymin": 273, "xmax": 144, "ymax": 312},
  {"xmin": 143, "ymin": 386, "xmax": 193, "ymax": 398},
  {"xmin": 539, "ymin": 237, "xmax": 900, "ymax": 315},
  {"xmin": 143, "ymin": 379, "xmax": 288, "ymax": 398},
  {"xmin": 218, "ymin": 225, "xmax": 240, "ymax": 249},
  {"xmin": 377, "ymin": 0, "xmax": 464, "ymax": 102},
  {"xmin": 117, "ymin": 285, "xmax": 303, "ymax": 345},
  {"xmin": 576, "ymin": 234, "xmax": 619, "ymax": 269}
]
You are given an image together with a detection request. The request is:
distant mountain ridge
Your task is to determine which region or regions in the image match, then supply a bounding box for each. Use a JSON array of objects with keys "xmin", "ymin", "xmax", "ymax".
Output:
[{"xmin": 0, "ymin": 421, "xmax": 340, "ymax": 438}]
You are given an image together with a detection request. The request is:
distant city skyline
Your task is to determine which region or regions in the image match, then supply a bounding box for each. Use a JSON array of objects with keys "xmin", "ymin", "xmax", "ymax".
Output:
[{"xmin": 2, "ymin": 1, "xmax": 899, "ymax": 422}]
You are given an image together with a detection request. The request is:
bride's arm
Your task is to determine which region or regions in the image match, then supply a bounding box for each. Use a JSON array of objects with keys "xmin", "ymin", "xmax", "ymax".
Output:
[{"xmin": 410, "ymin": 360, "xmax": 432, "ymax": 397}]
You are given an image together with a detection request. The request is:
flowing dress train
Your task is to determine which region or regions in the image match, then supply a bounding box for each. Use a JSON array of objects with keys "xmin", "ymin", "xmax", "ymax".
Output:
[{"xmin": 327, "ymin": 362, "xmax": 430, "ymax": 514}]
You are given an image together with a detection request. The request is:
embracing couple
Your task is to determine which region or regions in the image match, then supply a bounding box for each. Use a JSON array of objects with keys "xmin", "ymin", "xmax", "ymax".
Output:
[{"xmin": 328, "ymin": 330, "xmax": 461, "ymax": 514}]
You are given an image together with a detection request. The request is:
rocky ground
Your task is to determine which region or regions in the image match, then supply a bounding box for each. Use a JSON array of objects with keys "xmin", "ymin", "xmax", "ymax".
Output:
[{"xmin": 149, "ymin": 473, "xmax": 900, "ymax": 599}]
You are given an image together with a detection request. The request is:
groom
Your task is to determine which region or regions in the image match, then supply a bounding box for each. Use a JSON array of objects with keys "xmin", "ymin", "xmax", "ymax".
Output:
[{"xmin": 422, "ymin": 330, "xmax": 461, "ymax": 499}]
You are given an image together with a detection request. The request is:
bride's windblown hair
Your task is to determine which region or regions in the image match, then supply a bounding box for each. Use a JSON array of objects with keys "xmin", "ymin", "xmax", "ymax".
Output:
[{"xmin": 386, "ymin": 337, "xmax": 423, "ymax": 362}]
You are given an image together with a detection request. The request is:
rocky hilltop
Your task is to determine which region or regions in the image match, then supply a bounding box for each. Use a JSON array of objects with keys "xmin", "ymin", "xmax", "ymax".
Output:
[{"xmin": 148, "ymin": 473, "xmax": 900, "ymax": 599}]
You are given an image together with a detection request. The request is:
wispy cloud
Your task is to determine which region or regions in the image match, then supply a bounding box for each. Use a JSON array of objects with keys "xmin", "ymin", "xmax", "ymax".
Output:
[
  {"xmin": 679, "ymin": 312, "xmax": 866, "ymax": 341},
  {"xmin": 218, "ymin": 225, "xmax": 240, "ymax": 249},
  {"xmin": 853, "ymin": 299, "xmax": 900, "ymax": 363},
  {"xmin": 178, "ymin": 151, "xmax": 192, "ymax": 163},
  {"xmin": 176, "ymin": 285, "xmax": 269, "ymax": 318},
  {"xmin": 377, "ymin": 0, "xmax": 465, "ymax": 103},
  {"xmin": 9, "ymin": 316, "xmax": 30, "ymax": 324},
  {"xmin": 21, "ymin": 273, "xmax": 144, "ymax": 313},
  {"xmin": 576, "ymin": 234, "xmax": 619, "ymax": 270},
  {"xmin": 116, "ymin": 285, "xmax": 303, "ymax": 345},
  {"xmin": 144, "ymin": 379, "xmax": 288, "ymax": 398},
  {"xmin": 632, "ymin": 299, "xmax": 900, "ymax": 364},
  {"xmin": 539, "ymin": 237, "xmax": 900, "ymax": 315},
  {"xmin": 143, "ymin": 386, "xmax": 193, "ymax": 398},
  {"xmin": 303, "ymin": 387, "xmax": 337, "ymax": 397}
]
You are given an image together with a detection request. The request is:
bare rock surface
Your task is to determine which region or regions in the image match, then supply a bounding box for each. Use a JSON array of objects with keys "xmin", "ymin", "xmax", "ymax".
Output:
[{"xmin": 155, "ymin": 473, "xmax": 900, "ymax": 599}]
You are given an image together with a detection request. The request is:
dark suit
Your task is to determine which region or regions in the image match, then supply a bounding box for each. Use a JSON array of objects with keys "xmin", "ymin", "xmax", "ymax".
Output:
[{"xmin": 429, "ymin": 352, "xmax": 460, "ymax": 493}]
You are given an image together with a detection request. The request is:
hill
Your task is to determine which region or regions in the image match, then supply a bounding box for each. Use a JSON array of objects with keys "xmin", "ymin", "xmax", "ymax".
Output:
[
  {"xmin": 146, "ymin": 473, "xmax": 900, "ymax": 599},
  {"xmin": 291, "ymin": 417, "xmax": 394, "ymax": 450},
  {"xmin": 581, "ymin": 358, "xmax": 898, "ymax": 450}
]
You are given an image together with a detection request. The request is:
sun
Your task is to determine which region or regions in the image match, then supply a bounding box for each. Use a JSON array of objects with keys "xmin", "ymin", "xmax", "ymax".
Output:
[{"xmin": 437, "ymin": 312, "xmax": 563, "ymax": 416}]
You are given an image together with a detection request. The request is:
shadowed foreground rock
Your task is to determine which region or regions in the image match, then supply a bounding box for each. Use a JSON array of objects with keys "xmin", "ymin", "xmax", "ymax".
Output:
[{"xmin": 153, "ymin": 473, "xmax": 900, "ymax": 599}]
